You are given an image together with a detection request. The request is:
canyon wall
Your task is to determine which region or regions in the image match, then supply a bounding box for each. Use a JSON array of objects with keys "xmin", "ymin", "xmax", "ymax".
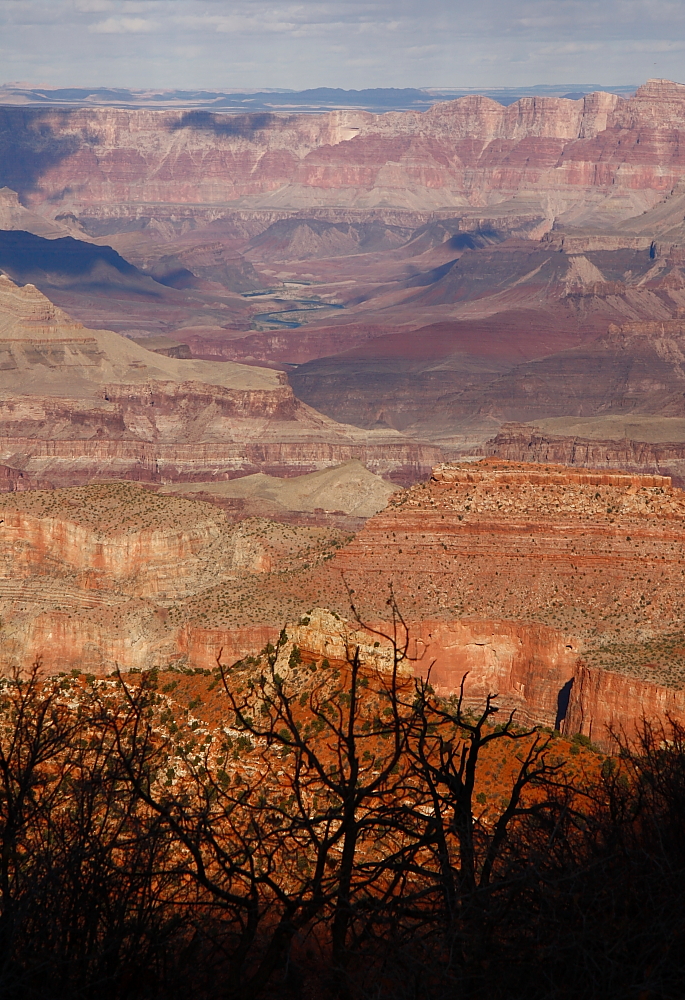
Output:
[
  {"xmin": 323, "ymin": 460, "xmax": 685, "ymax": 746},
  {"xmin": 192, "ymin": 607, "xmax": 685, "ymax": 747},
  {"xmin": 480, "ymin": 423, "xmax": 685, "ymax": 486},
  {"xmin": 283, "ymin": 614, "xmax": 685, "ymax": 747},
  {"xmin": 403, "ymin": 619, "xmax": 576, "ymax": 728},
  {"xmin": 2, "ymin": 80, "xmax": 685, "ymax": 224},
  {"xmin": 564, "ymin": 662, "xmax": 685, "ymax": 745},
  {"xmin": 0, "ymin": 463, "xmax": 684, "ymax": 745},
  {"xmin": 403, "ymin": 621, "xmax": 685, "ymax": 747},
  {"xmin": 0, "ymin": 481, "xmax": 350, "ymax": 674}
]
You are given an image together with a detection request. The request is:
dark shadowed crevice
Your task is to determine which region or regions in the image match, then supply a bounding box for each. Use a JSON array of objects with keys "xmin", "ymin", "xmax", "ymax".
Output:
[{"xmin": 555, "ymin": 677, "xmax": 574, "ymax": 729}]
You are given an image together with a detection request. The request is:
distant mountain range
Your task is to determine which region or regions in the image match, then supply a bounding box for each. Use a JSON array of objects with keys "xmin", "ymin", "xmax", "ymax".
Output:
[{"xmin": 0, "ymin": 83, "xmax": 638, "ymax": 113}]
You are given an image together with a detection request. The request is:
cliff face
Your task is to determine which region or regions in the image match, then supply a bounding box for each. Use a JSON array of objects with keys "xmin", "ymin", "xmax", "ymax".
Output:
[
  {"xmin": 480, "ymin": 422, "xmax": 685, "ymax": 486},
  {"xmin": 0, "ymin": 482, "xmax": 258, "ymax": 599},
  {"xmin": 275, "ymin": 613, "xmax": 685, "ymax": 745},
  {"xmin": 404, "ymin": 619, "xmax": 577, "ymax": 728},
  {"xmin": 193, "ymin": 605, "xmax": 685, "ymax": 747},
  {"xmin": 320, "ymin": 460, "xmax": 685, "ymax": 745},
  {"xmin": 2, "ymin": 81, "xmax": 685, "ymax": 223},
  {"xmin": 2, "ymin": 462, "xmax": 685, "ymax": 745},
  {"xmin": 564, "ymin": 662, "xmax": 685, "ymax": 745},
  {"xmin": 0, "ymin": 482, "xmax": 351, "ymax": 674}
]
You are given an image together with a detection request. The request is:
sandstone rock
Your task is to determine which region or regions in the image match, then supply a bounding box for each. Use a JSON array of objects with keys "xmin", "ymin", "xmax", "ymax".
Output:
[
  {"xmin": 564, "ymin": 661, "xmax": 685, "ymax": 745},
  {"xmin": 430, "ymin": 461, "xmax": 670, "ymax": 489},
  {"xmin": 3, "ymin": 460, "xmax": 685, "ymax": 746},
  {"xmin": 324, "ymin": 459, "xmax": 685, "ymax": 745},
  {"xmin": 479, "ymin": 420, "xmax": 685, "ymax": 487},
  {"xmin": 0, "ymin": 482, "xmax": 350, "ymax": 673}
]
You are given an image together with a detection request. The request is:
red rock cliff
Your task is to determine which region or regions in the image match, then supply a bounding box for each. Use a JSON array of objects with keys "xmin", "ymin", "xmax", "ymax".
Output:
[
  {"xmin": 323, "ymin": 460, "xmax": 685, "ymax": 744},
  {"xmin": 3, "ymin": 459, "xmax": 685, "ymax": 747},
  {"xmin": 3, "ymin": 81, "xmax": 685, "ymax": 221},
  {"xmin": 481, "ymin": 422, "xmax": 685, "ymax": 488}
]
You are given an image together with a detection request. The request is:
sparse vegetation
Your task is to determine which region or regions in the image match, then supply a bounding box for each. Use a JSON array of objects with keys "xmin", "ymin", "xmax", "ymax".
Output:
[{"xmin": 0, "ymin": 643, "xmax": 683, "ymax": 1000}]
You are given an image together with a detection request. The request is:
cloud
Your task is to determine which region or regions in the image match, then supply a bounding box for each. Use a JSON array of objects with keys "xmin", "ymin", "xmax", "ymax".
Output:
[
  {"xmin": 73, "ymin": 1, "xmax": 115, "ymax": 11},
  {"xmin": 173, "ymin": 13, "xmax": 298, "ymax": 34},
  {"xmin": 1, "ymin": 0, "xmax": 684, "ymax": 89},
  {"xmin": 89, "ymin": 15, "xmax": 156, "ymax": 32},
  {"xmin": 619, "ymin": 39, "xmax": 685, "ymax": 53},
  {"xmin": 538, "ymin": 41, "xmax": 604, "ymax": 54}
]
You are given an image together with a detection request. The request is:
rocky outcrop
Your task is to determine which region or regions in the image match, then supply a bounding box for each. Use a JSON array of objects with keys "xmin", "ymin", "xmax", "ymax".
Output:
[
  {"xmin": 206, "ymin": 606, "xmax": 685, "ymax": 746},
  {"xmin": 564, "ymin": 662, "xmax": 685, "ymax": 745},
  {"xmin": 0, "ymin": 481, "xmax": 247, "ymax": 599},
  {"xmin": 316, "ymin": 460, "xmax": 685, "ymax": 744},
  {"xmin": 0, "ymin": 228, "xmax": 156, "ymax": 292},
  {"xmin": 0, "ymin": 482, "xmax": 352, "ymax": 674},
  {"xmin": 2, "ymin": 81, "xmax": 685, "ymax": 224},
  {"xmin": 480, "ymin": 423, "xmax": 685, "ymax": 486},
  {"xmin": 431, "ymin": 460, "xmax": 671, "ymax": 488},
  {"xmin": 0, "ymin": 186, "xmax": 91, "ymax": 240},
  {"xmin": 276, "ymin": 612, "xmax": 685, "ymax": 746}
]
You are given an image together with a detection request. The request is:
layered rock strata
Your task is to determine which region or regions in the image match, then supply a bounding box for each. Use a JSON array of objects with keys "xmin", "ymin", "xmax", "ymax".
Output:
[
  {"xmin": 3, "ymin": 80, "xmax": 685, "ymax": 225},
  {"xmin": 3, "ymin": 460, "xmax": 685, "ymax": 746},
  {"xmin": 480, "ymin": 421, "xmax": 685, "ymax": 486},
  {"xmin": 0, "ymin": 481, "xmax": 349, "ymax": 674},
  {"xmin": 328, "ymin": 460, "xmax": 685, "ymax": 744},
  {"xmin": 0, "ymin": 276, "xmax": 440, "ymax": 485}
]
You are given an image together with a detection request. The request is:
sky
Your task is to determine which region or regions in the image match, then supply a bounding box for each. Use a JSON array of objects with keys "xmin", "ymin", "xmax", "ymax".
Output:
[{"xmin": 0, "ymin": 0, "xmax": 683, "ymax": 91}]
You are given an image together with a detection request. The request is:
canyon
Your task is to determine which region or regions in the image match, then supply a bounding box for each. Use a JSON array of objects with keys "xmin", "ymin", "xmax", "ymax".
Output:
[
  {"xmin": 4, "ymin": 80, "xmax": 685, "ymax": 225},
  {"xmin": 5, "ymin": 79, "xmax": 685, "ymax": 748},
  {"xmin": 4, "ymin": 74, "xmax": 685, "ymax": 1000},
  {"xmin": 0, "ymin": 459, "xmax": 682, "ymax": 748},
  {"xmin": 7, "ymin": 83, "xmax": 685, "ymax": 466},
  {"xmin": 0, "ymin": 274, "xmax": 438, "ymax": 487}
]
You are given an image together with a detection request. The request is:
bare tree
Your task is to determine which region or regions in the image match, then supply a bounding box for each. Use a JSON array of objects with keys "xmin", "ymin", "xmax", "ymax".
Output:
[
  {"xmin": 0, "ymin": 665, "xmax": 187, "ymax": 1000},
  {"xmin": 12, "ymin": 612, "xmax": 685, "ymax": 1000},
  {"xmin": 218, "ymin": 627, "xmax": 431, "ymax": 998}
]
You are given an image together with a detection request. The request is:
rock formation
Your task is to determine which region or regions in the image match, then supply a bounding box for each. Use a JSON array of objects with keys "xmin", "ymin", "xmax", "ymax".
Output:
[
  {"xmin": 6, "ymin": 75, "xmax": 685, "ymax": 745},
  {"xmin": 479, "ymin": 420, "xmax": 685, "ymax": 486},
  {"xmin": 325, "ymin": 460, "xmax": 685, "ymax": 744},
  {"xmin": 159, "ymin": 459, "xmax": 397, "ymax": 519},
  {"xmin": 1, "ymin": 460, "xmax": 685, "ymax": 746},
  {"xmin": 1, "ymin": 81, "xmax": 685, "ymax": 228},
  {"xmin": 0, "ymin": 275, "xmax": 440, "ymax": 485},
  {"xmin": 286, "ymin": 241, "xmax": 685, "ymax": 443},
  {"xmin": 0, "ymin": 186, "xmax": 91, "ymax": 240},
  {"xmin": 0, "ymin": 480, "xmax": 347, "ymax": 674}
]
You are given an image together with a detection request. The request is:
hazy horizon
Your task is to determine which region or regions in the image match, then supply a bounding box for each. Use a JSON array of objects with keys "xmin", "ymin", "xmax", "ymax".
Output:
[{"xmin": 0, "ymin": 1, "xmax": 681, "ymax": 92}]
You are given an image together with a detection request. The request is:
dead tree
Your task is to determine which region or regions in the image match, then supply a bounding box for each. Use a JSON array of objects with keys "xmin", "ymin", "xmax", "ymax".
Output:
[{"xmin": 0, "ymin": 666, "xmax": 184, "ymax": 1000}]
